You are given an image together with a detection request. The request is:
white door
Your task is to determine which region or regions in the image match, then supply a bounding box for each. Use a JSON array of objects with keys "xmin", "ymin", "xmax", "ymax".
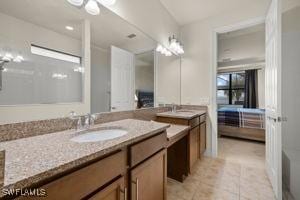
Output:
[
  {"xmin": 111, "ymin": 46, "xmax": 134, "ymax": 112},
  {"xmin": 265, "ymin": 0, "xmax": 282, "ymax": 198}
]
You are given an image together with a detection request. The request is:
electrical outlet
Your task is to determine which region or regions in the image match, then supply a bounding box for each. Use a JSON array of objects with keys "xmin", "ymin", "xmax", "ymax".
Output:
[{"xmin": 199, "ymin": 97, "xmax": 210, "ymax": 105}]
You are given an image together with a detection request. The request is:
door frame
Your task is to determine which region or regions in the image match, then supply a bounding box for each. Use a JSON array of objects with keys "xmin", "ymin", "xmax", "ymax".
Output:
[{"xmin": 210, "ymin": 17, "xmax": 266, "ymax": 157}]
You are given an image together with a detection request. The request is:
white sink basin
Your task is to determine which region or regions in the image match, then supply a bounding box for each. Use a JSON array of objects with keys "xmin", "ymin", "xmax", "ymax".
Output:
[{"xmin": 71, "ymin": 128, "xmax": 128, "ymax": 143}]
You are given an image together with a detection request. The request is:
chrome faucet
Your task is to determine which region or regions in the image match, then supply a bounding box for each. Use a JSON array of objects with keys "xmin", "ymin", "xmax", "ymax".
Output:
[
  {"xmin": 84, "ymin": 113, "xmax": 96, "ymax": 129},
  {"xmin": 171, "ymin": 103, "xmax": 177, "ymax": 113},
  {"xmin": 69, "ymin": 111, "xmax": 97, "ymax": 131}
]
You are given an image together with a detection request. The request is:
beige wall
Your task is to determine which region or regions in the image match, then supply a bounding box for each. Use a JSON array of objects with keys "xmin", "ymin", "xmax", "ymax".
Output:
[
  {"xmin": 105, "ymin": 0, "xmax": 179, "ymax": 47},
  {"xmin": 180, "ymin": 6, "xmax": 268, "ymax": 155},
  {"xmin": 218, "ymin": 31, "xmax": 265, "ymax": 62},
  {"xmin": 156, "ymin": 53, "xmax": 181, "ymax": 105}
]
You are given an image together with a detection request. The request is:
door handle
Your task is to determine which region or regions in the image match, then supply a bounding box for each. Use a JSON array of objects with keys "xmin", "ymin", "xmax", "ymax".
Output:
[
  {"xmin": 120, "ymin": 187, "xmax": 127, "ymax": 200},
  {"xmin": 267, "ymin": 116, "xmax": 277, "ymax": 122},
  {"xmin": 267, "ymin": 116, "xmax": 288, "ymax": 122},
  {"xmin": 111, "ymin": 106, "xmax": 116, "ymax": 110},
  {"xmin": 132, "ymin": 179, "xmax": 139, "ymax": 200}
]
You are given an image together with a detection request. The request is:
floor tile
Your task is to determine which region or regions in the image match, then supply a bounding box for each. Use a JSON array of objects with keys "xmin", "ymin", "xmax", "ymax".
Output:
[{"xmin": 167, "ymin": 137, "xmax": 275, "ymax": 200}]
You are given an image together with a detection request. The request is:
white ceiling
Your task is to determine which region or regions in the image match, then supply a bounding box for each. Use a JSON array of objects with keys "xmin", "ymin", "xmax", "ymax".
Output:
[
  {"xmin": 160, "ymin": 0, "xmax": 271, "ymax": 25},
  {"xmin": 0, "ymin": 0, "xmax": 156, "ymax": 53}
]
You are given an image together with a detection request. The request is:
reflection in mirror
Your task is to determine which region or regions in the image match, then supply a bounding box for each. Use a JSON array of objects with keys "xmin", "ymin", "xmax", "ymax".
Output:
[
  {"xmin": 156, "ymin": 53, "xmax": 181, "ymax": 106},
  {"xmin": 0, "ymin": 0, "xmax": 84, "ymax": 105},
  {"xmin": 135, "ymin": 51, "xmax": 154, "ymax": 109},
  {"xmin": 0, "ymin": 0, "xmax": 182, "ymax": 122},
  {"xmin": 89, "ymin": 5, "xmax": 157, "ymax": 113}
]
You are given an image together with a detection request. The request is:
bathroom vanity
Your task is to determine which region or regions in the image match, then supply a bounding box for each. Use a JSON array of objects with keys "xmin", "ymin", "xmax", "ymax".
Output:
[
  {"xmin": 0, "ymin": 119, "xmax": 169, "ymax": 200},
  {"xmin": 156, "ymin": 110, "xmax": 207, "ymax": 173}
]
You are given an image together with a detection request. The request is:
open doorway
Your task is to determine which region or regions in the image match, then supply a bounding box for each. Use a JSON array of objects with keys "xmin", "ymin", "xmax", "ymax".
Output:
[
  {"xmin": 216, "ymin": 24, "xmax": 267, "ymax": 168},
  {"xmin": 134, "ymin": 50, "xmax": 155, "ymax": 109}
]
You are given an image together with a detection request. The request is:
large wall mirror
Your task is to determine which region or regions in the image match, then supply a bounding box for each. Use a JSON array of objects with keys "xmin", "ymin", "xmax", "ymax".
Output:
[{"xmin": 0, "ymin": 0, "xmax": 181, "ymax": 123}]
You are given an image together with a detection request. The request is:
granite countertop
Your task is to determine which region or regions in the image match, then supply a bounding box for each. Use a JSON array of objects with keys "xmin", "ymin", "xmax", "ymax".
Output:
[
  {"xmin": 0, "ymin": 119, "xmax": 170, "ymax": 192},
  {"xmin": 156, "ymin": 109, "xmax": 206, "ymax": 119},
  {"xmin": 166, "ymin": 125, "xmax": 190, "ymax": 141}
]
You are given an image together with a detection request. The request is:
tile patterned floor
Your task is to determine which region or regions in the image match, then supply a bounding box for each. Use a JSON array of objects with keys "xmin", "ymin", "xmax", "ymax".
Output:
[{"xmin": 167, "ymin": 137, "xmax": 275, "ymax": 200}]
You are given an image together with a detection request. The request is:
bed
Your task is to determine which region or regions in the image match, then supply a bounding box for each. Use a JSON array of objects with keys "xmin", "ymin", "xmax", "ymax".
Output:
[
  {"xmin": 218, "ymin": 107, "xmax": 265, "ymax": 142},
  {"xmin": 136, "ymin": 90, "xmax": 154, "ymax": 108}
]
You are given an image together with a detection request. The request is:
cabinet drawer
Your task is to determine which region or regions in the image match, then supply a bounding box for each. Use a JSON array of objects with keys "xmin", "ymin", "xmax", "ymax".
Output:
[
  {"xmin": 39, "ymin": 150, "xmax": 127, "ymax": 200},
  {"xmin": 130, "ymin": 132, "xmax": 167, "ymax": 167},
  {"xmin": 189, "ymin": 117, "xmax": 200, "ymax": 128},
  {"xmin": 156, "ymin": 117, "xmax": 189, "ymax": 126},
  {"xmin": 88, "ymin": 177, "xmax": 125, "ymax": 200},
  {"xmin": 200, "ymin": 114, "xmax": 206, "ymax": 124},
  {"xmin": 130, "ymin": 149, "xmax": 167, "ymax": 200}
]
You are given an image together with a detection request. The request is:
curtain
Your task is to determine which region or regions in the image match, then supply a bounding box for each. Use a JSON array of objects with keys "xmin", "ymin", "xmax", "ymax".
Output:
[{"xmin": 244, "ymin": 69, "xmax": 258, "ymax": 108}]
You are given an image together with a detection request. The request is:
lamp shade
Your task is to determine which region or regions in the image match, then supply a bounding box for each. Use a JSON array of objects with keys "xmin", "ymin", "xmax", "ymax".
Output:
[
  {"xmin": 85, "ymin": 0, "xmax": 100, "ymax": 15},
  {"xmin": 97, "ymin": 0, "xmax": 116, "ymax": 6},
  {"xmin": 67, "ymin": 0, "xmax": 84, "ymax": 6}
]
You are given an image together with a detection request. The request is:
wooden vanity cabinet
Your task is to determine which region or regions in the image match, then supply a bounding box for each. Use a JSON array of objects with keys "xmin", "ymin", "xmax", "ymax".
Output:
[
  {"xmin": 130, "ymin": 150, "xmax": 167, "ymax": 200},
  {"xmin": 189, "ymin": 126, "xmax": 200, "ymax": 170},
  {"xmin": 200, "ymin": 121, "xmax": 206, "ymax": 155},
  {"xmin": 129, "ymin": 132, "xmax": 167, "ymax": 200},
  {"xmin": 15, "ymin": 132, "xmax": 168, "ymax": 200},
  {"xmin": 88, "ymin": 177, "xmax": 126, "ymax": 200},
  {"xmin": 156, "ymin": 113, "xmax": 206, "ymax": 173}
]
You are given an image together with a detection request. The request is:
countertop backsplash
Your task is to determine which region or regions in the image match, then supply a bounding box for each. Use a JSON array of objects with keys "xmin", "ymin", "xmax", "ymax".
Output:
[
  {"xmin": 0, "ymin": 106, "xmax": 206, "ymax": 142},
  {"xmin": 0, "ymin": 150, "xmax": 4, "ymax": 188}
]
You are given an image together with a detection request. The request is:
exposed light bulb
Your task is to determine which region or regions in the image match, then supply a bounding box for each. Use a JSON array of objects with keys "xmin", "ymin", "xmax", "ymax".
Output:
[
  {"xmin": 96, "ymin": 0, "xmax": 116, "ymax": 6},
  {"xmin": 161, "ymin": 48, "xmax": 167, "ymax": 55},
  {"xmin": 85, "ymin": 0, "xmax": 100, "ymax": 15},
  {"xmin": 169, "ymin": 38, "xmax": 177, "ymax": 51},
  {"xmin": 13, "ymin": 55, "xmax": 24, "ymax": 63},
  {"xmin": 3, "ymin": 53, "xmax": 13, "ymax": 62},
  {"xmin": 156, "ymin": 45, "xmax": 163, "ymax": 52},
  {"xmin": 67, "ymin": 0, "xmax": 84, "ymax": 6},
  {"xmin": 165, "ymin": 51, "xmax": 172, "ymax": 56}
]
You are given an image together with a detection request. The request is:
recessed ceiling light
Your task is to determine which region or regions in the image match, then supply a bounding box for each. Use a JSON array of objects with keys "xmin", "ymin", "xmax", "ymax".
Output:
[{"xmin": 65, "ymin": 26, "xmax": 74, "ymax": 31}]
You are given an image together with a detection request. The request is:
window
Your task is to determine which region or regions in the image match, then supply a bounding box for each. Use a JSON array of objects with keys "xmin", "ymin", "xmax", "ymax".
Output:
[
  {"xmin": 31, "ymin": 44, "xmax": 81, "ymax": 64},
  {"xmin": 217, "ymin": 72, "xmax": 245, "ymax": 105}
]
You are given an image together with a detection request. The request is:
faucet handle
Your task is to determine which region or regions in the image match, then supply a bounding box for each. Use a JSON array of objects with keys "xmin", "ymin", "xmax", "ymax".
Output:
[{"xmin": 69, "ymin": 111, "xmax": 78, "ymax": 120}]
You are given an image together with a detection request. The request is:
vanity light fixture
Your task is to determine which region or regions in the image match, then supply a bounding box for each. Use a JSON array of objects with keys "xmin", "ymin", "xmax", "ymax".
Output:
[
  {"xmin": 168, "ymin": 36, "xmax": 184, "ymax": 55},
  {"xmin": 2, "ymin": 53, "xmax": 13, "ymax": 62},
  {"xmin": 85, "ymin": 0, "xmax": 100, "ymax": 15},
  {"xmin": 67, "ymin": 0, "xmax": 84, "ymax": 6},
  {"xmin": 96, "ymin": 0, "xmax": 116, "ymax": 6},
  {"xmin": 13, "ymin": 55, "xmax": 24, "ymax": 63},
  {"xmin": 66, "ymin": 0, "xmax": 116, "ymax": 15},
  {"xmin": 0, "ymin": 53, "xmax": 24, "ymax": 66},
  {"xmin": 156, "ymin": 44, "xmax": 172, "ymax": 57}
]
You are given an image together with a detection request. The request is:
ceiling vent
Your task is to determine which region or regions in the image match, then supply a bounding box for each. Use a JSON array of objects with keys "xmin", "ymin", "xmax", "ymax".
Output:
[{"xmin": 127, "ymin": 34, "xmax": 136, "ymax": 39}]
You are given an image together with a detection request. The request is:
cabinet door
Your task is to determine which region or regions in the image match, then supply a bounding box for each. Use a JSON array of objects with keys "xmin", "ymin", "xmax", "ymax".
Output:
[
  {"xmin": 89, "ymin": 177, "xmax": 126, "ymax": 200},
  {"xmin": 130, "ymin": 150, "xmax": 167, "ymax": 200},
  {"xmin": 200, "ymin": 122, "xmax": 206, "ymax": 155},
  {"xmin": 189, "ymin": 126, "xmax": 199, "ymax": 172}
]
